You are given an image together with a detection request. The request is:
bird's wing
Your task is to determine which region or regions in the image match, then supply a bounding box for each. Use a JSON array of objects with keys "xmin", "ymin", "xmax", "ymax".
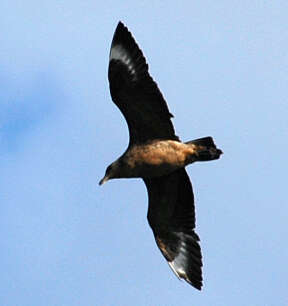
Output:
[
  {"xmin": 143, "ymin": 168, "xmax": 203, "ymax": 290},
  {"xmin": 108, "ymin": 22, "xmax": 178, "ymax": 145}
]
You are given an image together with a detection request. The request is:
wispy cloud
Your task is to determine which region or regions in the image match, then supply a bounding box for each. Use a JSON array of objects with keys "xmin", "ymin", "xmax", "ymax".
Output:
[{"xmin": 0, "ymin": 73, "xmax": 64, "ymax": 152}]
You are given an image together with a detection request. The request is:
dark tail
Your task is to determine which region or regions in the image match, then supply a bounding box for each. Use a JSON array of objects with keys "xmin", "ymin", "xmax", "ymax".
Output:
[{"xmin": 185, "ymin": 136, "xmax": 223, "ymax": 161}]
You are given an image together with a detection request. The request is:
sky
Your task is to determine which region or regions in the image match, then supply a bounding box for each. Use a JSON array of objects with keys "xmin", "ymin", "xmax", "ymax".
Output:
[{"xmin": 1, "ymin": 1, "xmax": 287, "ymax": 305}]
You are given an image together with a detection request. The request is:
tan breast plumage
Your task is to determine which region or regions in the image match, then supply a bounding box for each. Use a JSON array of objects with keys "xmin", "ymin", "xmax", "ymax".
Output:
[{"xmin": 122, "ymin": 140, "xmax": 198, "ymax": 178}]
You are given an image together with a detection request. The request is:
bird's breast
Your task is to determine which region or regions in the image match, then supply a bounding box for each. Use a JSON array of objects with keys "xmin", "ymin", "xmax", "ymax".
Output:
[{"xmin": 123, "ymin": 140, "xmax": 197, "ymax": 178}]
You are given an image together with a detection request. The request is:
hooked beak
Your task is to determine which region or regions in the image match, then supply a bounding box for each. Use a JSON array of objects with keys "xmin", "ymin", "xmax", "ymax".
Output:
[{"xmin": 99, "ymin": 175, "xmax": 109, "ymax": 186}]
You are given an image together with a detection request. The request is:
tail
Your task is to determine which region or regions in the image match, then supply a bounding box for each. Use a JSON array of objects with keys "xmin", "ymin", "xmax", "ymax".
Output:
[{"xmin": 185, "ymin": 136, "xmax": 223, "ymax": 161}]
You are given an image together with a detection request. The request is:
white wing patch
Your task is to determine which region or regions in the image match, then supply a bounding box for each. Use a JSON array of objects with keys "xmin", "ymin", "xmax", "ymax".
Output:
[
  {"xmin": 110, "ymin": 44, "xmax": 137, "ymax": 79},
  {"xmin": 167, "ymin": 240, "xmax": 188, "ymax": 280}
]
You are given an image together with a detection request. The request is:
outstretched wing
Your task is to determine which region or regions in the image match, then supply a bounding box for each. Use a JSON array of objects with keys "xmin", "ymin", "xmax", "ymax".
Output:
[
  {"xmin": 143, "ymin": 169, "xmax": 203, "ymax": 290},
  {"xmin": 108, "ymin": 22, "xmax": 178, "ymax": 145}
]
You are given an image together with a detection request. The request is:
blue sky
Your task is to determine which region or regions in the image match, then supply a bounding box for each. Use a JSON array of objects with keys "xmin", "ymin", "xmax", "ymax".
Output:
[{"xmin": 1, "ymin": 1, "xmax": 287, "ymax": 305}]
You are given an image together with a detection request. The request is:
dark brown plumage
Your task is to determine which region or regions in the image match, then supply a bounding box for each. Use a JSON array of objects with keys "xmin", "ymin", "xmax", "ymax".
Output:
[{"xmin": 100, "ymin": 21, "xmax": 222, "ymax": 290}]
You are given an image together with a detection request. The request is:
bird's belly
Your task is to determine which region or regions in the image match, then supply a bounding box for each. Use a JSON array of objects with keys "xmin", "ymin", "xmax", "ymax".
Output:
[
  {"xmin": 132, "ymin": 160, "xmax": 180, "ymax": 178},
  {"xmin": 125, "ymin": 141, "xmax": 197, "ymax": 178}
]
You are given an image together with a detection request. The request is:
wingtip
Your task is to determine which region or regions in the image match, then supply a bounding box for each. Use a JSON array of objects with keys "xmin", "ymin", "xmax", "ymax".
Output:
[
  {"xmin": 168, "ymin": 260, "xmax": 203, "ymax": 290},
  {"xmin": 116, "ymin": 21, "xmax": 124, "ymax": 29},
  {"xmin": 111, "ymin": 21, "xmax": 131, "ymax": 49},
  {"xmin": 113, "ymin": 21, "xmax": 128, "ymax": 38},
  {"xmin": 185, "ymin": 274, "xmax": 203, "ymax": 290}
]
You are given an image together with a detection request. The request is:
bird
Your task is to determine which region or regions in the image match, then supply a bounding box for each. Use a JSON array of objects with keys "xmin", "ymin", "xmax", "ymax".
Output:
[{"xmin": 99, "ymin": 21, "xmax": 222, "ymax": 290}]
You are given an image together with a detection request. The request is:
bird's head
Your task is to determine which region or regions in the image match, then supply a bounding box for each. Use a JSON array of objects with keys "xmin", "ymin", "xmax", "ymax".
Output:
[{"xmin": 99, "ymin": 161, "xmax": 121, "ymax": 185}]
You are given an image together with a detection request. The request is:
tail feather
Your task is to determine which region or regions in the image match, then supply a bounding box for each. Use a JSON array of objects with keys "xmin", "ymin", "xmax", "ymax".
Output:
[{"xmin": 186, "ymin": 136, "xmax": 223, "ymax": 162}]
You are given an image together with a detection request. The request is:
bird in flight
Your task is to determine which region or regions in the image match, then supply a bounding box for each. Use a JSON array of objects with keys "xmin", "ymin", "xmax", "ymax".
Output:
[{"xmin": 99, "ymin": 21, "xmax": 222, "ymax": 290}]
